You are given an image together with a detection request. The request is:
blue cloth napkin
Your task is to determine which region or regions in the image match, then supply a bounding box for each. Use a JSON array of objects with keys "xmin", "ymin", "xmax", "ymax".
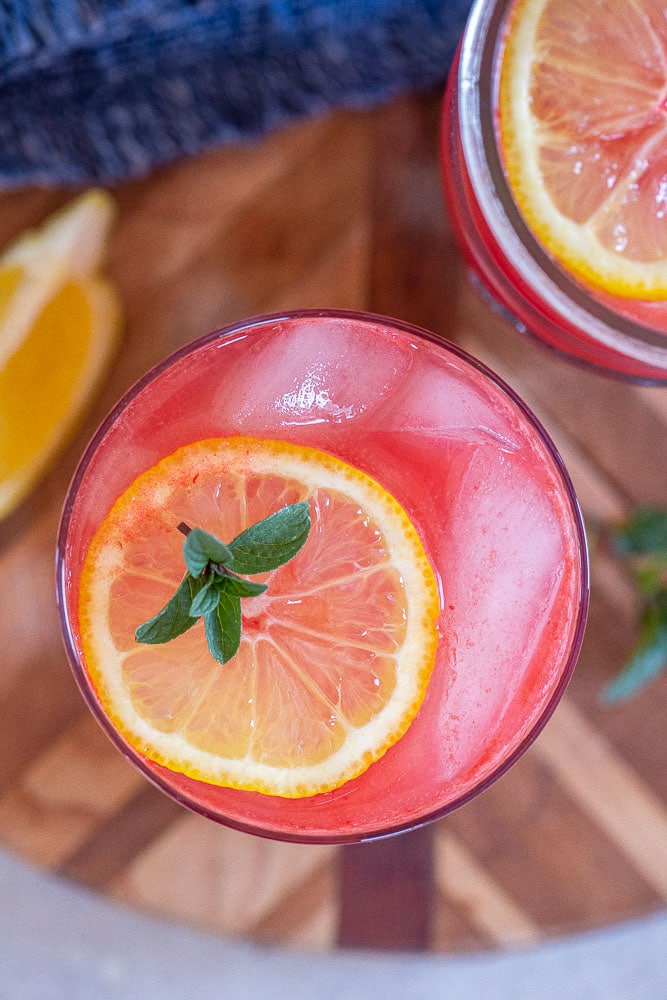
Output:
[{"xmin": 0, "ymin": 0, "xmax": 471, "ymax": 186}]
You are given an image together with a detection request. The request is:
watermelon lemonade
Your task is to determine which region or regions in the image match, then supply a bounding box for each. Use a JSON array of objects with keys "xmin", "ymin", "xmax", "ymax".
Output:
[
  {"xmin": 441, "ymin": 0, "xmax": 667, "ymax": 383},
  {"xmin": 57, "ymin": 311, "xmax": 588, "ymax": 842}
]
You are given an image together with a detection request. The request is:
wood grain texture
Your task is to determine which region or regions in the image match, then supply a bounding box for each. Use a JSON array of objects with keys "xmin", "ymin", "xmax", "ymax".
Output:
[{"xmin": 1, "ymin": 92, "xmax": 665, "ymax": 953}]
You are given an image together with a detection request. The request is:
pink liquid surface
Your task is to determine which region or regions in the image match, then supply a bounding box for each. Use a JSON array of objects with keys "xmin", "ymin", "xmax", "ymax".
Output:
[{"xmin": 57, "ymin": 312, "xmax": 588, "ymax": 842}]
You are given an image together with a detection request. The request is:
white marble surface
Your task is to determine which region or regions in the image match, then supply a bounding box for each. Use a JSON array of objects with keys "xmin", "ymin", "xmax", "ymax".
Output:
[{"xmin": 1, "ymin": 848, "xmax": 665, "ymax": 999}]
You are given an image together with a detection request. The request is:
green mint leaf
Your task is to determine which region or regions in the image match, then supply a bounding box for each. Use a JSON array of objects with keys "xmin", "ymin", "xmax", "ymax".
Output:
[
  {"xmin": 635, "ymin": 562, "xmax": 665, "ymax": 598},
  {"xmin": 135, "ymin": 574, "xmax": 205, "ymax": 644},
  {"xmin": 610, "ymin": 507, "xmax": 667, "ymax": 557},
  {"xmin": 183, "ymin": 528, "xmax": 234, "ymax": 577},
  {"xmin": 601, "ymin": 505, "xmax": 667, "ymax": 702},
  {"xmin": 601, "ymin": 623, "xmax": 667, "ymax": 702},
  {"xmin": 228, "ymin": 501, "xmax": 311, "ymax": 574},
  {"xmin": 189, "ymin": 577, "xmax": 222, "ymax": 617},
  {"xmin": 220, "ymin": 576, "xmax": 268, "ymax": 598},
  {"xmin": 204, "ymin": 592, "xmax": 242, "ymax": 663},
  {"xmin": 136, "ymin": 501, "xmax": 311, "ymax": 664}
]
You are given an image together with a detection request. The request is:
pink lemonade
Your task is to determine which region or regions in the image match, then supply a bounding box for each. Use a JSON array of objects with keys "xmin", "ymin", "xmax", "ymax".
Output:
[
  {"xmin": 441, "ymin": 0, "xmax": 667, "ymax": 383},
  {"xmin": 57, "ymin": 311, "xmax": 588, "ymax": 843}
]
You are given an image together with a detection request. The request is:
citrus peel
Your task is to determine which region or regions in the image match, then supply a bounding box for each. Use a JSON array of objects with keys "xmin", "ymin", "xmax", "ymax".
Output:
[
  {"xmin": 498, "ymin": 0, "xmax": 667, "ymax": 299},
  {"xmin": 78, "ymin": 437, "xmax": 441, "ymax": 798},
  {"xmin": 0, "ymin": 190, "xmax": 121, "ymax": 519}
]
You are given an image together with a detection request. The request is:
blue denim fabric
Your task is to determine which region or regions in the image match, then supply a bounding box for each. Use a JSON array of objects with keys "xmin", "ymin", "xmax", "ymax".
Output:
[{"xmin": 0, "ymin": 0, "xmax": 472, "ymax": 185}]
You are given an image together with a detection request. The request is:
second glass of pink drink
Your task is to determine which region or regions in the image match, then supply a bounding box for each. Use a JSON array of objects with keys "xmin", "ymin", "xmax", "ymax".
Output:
[
  {"xmin": 57, "ymin": 310, "xmax": 588, "ymax": 842},
  {"xmin": 441, "ymin": 0, "xmax": 667, "ymax": 383}
]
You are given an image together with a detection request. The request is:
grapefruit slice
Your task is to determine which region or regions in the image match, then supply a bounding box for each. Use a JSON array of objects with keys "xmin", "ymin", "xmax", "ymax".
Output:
[
  {"xmin": 78, "ymin": 437, "xmax": 441, "ymax": 798},
  {"xmin": 498, "ymin": 0, "xmax": 667, "ymax": 299}
]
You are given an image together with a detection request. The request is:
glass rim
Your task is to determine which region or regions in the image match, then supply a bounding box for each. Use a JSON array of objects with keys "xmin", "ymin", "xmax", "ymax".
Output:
[
  {"xmin": 457, "ymin": 0, "xmax": 667, "ymax": 372},
  {"xmin": 56, "ymin": 308, "xmax": 590, "ymax": 844}
]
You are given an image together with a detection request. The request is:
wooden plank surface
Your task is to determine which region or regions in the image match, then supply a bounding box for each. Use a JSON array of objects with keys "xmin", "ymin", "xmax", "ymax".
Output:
[{"xmin": 1, "ymin": 92, "xmax": 666, "ymax": 954}]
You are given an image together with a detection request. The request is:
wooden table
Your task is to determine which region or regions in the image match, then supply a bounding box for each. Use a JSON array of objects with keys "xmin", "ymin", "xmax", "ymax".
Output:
[{"xmin": 1, "ymin": 92, "xmax": 666, "ymax": 954}]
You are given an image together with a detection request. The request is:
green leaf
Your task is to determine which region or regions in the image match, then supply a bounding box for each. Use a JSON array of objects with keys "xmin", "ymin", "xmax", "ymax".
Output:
[
  {"xmin": 135, "ymin": 574, "xmax": 205, "ymax": 644},
  {"xmin": 634, "ymin": 562, "xmax": 665, "ymax": 598},
  {"xmin": 610, "ymin": 507, "xmax": 667, "ymax": 557},
  {"xmin": 601, "ymin": 624, "xmax": 667, "ymax": 702},
  {"xmin": 189, "ymin": 577, "xmax": 221, "ymax": 617},
  {"xmin": 183, "ymin": 528, "xmax": 234, "ymax": 577},
  {"xmin": 600, "ymin": 505, "xmax": 667, "ymax": 702},
  {"xmin": 204, "ymin": 592, "xmax": 242, "ymax": 663},
  {"xmin": 220, "ymin": 576, "xmax": 268, "ymax": 598},
  {"xmin": 135, "ymin": 501, "xmax": 311, "ymax": 664},
  {"xmin": 228, "ymin": 501, "xmax": 311, "ymax": 574}
]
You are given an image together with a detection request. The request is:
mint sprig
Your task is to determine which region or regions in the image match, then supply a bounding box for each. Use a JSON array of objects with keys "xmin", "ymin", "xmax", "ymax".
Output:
[
  {"xmin": 599, "ymin": 506, "xmax": 667, "ymax": 702},
  {"xmin": 135, "ymin": 501, "xmax": 310, "ymax": 664}
]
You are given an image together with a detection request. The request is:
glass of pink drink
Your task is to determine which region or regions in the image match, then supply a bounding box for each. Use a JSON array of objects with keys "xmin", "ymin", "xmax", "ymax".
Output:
[
  {"xmin": 57, "ymin": 310, "xmax": 588, "ymax": 843},
  {"xmin": 441, "ymin": 0, "xmax": 667, "ymax": 384}
]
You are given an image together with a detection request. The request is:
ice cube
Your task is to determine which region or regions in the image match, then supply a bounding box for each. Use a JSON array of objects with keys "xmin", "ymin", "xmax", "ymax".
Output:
[
  {"xmin": 370, "ymin": 348, "xmax": 521, "ymax": 451},
  {"xmin": 432, "ymin": 445, "xmax": 570, "ymax": 780},
  {"xmin": 212, "ymin": 317, "xmax": 411, "ymax": 434}
]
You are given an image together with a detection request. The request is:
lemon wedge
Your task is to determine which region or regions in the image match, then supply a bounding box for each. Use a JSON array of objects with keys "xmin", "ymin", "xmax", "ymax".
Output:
[{"xmin": 0, "ymin": 190, "xmax": 121, "ymax": 519}]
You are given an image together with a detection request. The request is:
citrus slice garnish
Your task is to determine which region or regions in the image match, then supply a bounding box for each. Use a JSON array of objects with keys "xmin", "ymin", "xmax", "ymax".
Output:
[
  {"xmin": 0, "ymin": 191, "xmax": 121, "ymax": 519},
  {"xmin": 79, "ymin": 437, "xmax": 441, "ymax": 798},
  {"xmin": 498, "ymin": 0, "xmax": 667, "ymax": 299}
]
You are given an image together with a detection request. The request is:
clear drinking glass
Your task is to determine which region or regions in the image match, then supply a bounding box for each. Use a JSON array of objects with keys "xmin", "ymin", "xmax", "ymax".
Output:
[
  {"xmin": 56, "ymin": 310, "xmax": 589, "ymax": 843},
  {"xmin": 441, "ymin": 0, "xmax": 667, "ymax": 384}
]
